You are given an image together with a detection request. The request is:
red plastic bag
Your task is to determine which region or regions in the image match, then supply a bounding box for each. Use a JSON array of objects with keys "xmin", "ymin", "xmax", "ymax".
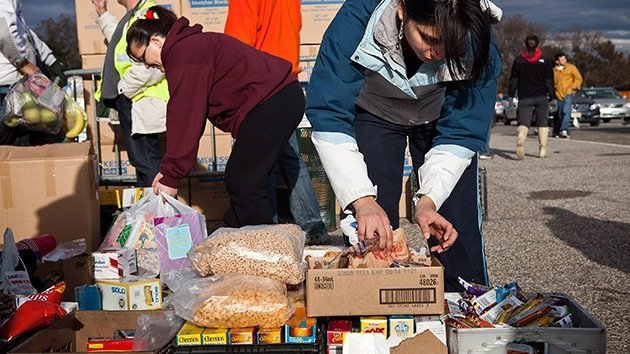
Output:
[{"xmin": 0, "ymin": 300, "xmax": 67, "ymax": 341}]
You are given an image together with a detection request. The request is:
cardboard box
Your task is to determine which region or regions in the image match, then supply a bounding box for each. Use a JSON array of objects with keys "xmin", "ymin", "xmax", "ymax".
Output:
[
  {"xmin": 92, "ymin": 248, "xmax": 137, "ymax": 280},
  {"xmin": 9, "ymin": 311, "xmax": 173, "ymax": 353},
  {"xmin": 298, "ymin": 45, "xmax": 320, "ymax": 83},
  {"xmin": 34, "ymin": 255, "xmax": 93, "ymax": 303},
  {"xmin": 75, "ymin": 0, "xmax": 182, "ymax": 55},
  {"xmin": 305, "ymin": 257, "xmax": 444, "ymax": 317},
  {"xmin": 0, "ymin": 143, "xmax": 100, "ymax": 252},
  {"xmin": 202, "ymin": 328, "xmax": 229, "ymax": 345},
  {"xmin": 178, "ymin": 175, "xmax": 230, "ymax": 221},
  {"xmin": 391, "ymin": 330, "xmax": 447, "ymax": 354},
  {"xmin": 176, "ymin": 322, "xmax": 204, "ymax": 346},
  {"xmin": 300, "ymin": 0, "xmax": 344, "ymax": 44},
  {"xmin": 181, "ymin": 0, "xmax": 229, "ymax": 33},
  {"xmin": 96, "ymin": 277, "xmax": 162, "ymax": 311}
]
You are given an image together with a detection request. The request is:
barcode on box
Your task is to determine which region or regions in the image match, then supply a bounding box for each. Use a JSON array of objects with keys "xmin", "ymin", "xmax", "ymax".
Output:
[{"xmin": 380, "ymin": 288, "xmax": 436, "ymax": 304}]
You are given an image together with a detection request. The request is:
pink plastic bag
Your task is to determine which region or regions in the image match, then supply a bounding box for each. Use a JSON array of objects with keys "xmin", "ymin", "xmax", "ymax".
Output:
[{"xmin": 154, "ymin": 194, "xmax": 207, "ymax": 274}]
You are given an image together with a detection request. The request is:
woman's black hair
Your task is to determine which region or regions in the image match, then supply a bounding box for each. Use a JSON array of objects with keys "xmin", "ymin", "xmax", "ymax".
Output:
[
  {"xmin": 126, "ymin": 5, "xmax": 178, "ymax": 61},
  {"xmin": 404, "ymin": 0, "xmax": 493, "ymax": 82}
]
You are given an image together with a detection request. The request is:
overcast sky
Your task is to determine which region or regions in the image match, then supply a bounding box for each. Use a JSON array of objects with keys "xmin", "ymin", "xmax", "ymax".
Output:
[{"xmin": 22, "ymin": 0, "xmax": 630, "ymax": 50}]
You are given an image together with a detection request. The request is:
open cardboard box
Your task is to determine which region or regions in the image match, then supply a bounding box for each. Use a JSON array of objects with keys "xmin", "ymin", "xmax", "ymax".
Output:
[
  {"xmin": 9, "ymin": 311, "xmax": 172, "ymax": 354},
  {"xmin": 305, "ymin": 256, "xmax": 444, "ymax": 317}
]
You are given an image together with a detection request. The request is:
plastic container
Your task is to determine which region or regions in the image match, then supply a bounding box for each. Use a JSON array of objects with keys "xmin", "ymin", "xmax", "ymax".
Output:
[
  {"xmin": 446, "ymin": 292, "xmax": 606, "ymax": 354},
  {"xmin": 296, "ymin": 128, "xmax": 337, "ymax": 231}
]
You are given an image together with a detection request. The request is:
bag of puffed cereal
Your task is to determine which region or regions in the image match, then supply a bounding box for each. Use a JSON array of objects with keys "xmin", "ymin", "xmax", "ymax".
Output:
[{"xmin": 169, "ymin": 273, "xmax": 294, "ymax": 328}]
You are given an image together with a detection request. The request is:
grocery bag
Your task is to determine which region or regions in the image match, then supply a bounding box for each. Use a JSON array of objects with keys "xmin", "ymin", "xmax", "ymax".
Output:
[
  {"xmin": 1, "ymin": 73, "xmax": 65, "ymax": 134},
  {"xmin": 0, "ymin": 228, "xmax": 36, "ymax": 295},
  {"xmin": 154, "ymin": 193, "xmax": 207, "ymax": 274}
]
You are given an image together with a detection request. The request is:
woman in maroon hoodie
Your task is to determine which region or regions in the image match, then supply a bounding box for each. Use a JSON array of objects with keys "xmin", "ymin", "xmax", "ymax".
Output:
[{"xmin": 126, "ymin": 6, "xmax": 303, "ymax": 227}]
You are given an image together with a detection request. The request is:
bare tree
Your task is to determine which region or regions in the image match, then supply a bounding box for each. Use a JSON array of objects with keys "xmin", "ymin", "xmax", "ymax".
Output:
[{"xmin": 34, "ymin": 14, "xmax": 80, "ymax": 70}]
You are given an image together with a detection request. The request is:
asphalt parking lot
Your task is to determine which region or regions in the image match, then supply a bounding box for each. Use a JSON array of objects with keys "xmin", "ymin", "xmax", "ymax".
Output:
[{"xmin": 330, "ymin": 120, "xmax": 630, "ymax": 352}]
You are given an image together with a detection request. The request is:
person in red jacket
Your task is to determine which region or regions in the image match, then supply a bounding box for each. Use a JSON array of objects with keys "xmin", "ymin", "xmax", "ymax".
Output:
[
  {"xmin": 224, "ymin": 0, "xmax": 331, "ymax": 245},
  {"xmin": 126, "ymin": 6, "xmax": 304, "ymax": 227}
]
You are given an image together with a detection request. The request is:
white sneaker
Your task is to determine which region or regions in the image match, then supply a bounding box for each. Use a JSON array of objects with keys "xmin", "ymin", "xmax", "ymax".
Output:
[{"xmin": 560, "ymin": 130, "xmax": 570, "ymax": 139}]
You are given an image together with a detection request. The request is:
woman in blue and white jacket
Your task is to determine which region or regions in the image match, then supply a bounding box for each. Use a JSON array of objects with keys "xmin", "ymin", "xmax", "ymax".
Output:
[{"xmin": 305, "ymin": 0, "xmax": 502, "ymax": 291}]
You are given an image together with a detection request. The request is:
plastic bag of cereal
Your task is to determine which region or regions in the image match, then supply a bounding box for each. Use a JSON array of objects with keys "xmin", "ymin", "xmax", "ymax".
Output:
[
  {"xmin": 170, "ymin": 273, "xmax": 293, "ymax": 328},
  {"xmin": 188, "ymin": 224, "xmax": 305, "ymax": 285}
]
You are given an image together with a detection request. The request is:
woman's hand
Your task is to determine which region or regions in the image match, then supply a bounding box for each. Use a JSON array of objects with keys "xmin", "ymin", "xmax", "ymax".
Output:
[
  {"xmin": 152, "ymin": 172, "xmax": 177, "ymax": 197},
  {"xmin": 414, "ymin": 195, "xmax": 458, "ymax": 253},
  {"xmin": 351, "ymin": 196, "xmax": 393, "ymax": 252}
]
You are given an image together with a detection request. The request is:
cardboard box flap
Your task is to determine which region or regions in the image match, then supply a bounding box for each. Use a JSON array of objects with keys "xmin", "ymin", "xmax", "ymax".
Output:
[
  {"xmin": 0, "ymin": 142, "xmax": 91, "ymax": 162},
  {"xmin": 391, "ymin": 330, "xmax": 447, "ymax": 354}
]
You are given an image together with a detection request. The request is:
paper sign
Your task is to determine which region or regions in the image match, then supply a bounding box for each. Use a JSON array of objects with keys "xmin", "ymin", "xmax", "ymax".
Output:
[{"xmin": 165, "ymin": 224, "xmax": 193, "ymax": 260}]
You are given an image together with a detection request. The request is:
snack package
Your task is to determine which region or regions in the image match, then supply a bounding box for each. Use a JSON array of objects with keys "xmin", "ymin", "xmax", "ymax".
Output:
[
  {"xmin": 1, "ymin": 73, "xmax": 65, "ymax": 134},
  {"xmin": 188, "ymin": 224, "xmax": 305, "ymax": 285},
  {"xmin": 0, "ymin": 300, "xmax": 67, "ymax": 341},
  {"xmin": 170, "ymin": 273, "xmax": 293, "ymax": 328}
]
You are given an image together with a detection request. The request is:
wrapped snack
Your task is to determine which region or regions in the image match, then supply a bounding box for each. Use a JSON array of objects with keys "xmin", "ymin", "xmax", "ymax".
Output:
[
  {"xmin": 188, "ymin": 224, "xmax": 305, "ymax": 285},
  {"xmin": 335, "ymin": 228, "xmax": 412, "ymax": 269},
  {"xmin": 170, "ymin": 273, "xmax": 293, "ymax": 328}
]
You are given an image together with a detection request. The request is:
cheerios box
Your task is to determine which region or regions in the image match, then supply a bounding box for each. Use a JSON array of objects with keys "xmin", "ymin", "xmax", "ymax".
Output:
[
  {"xmin": 96, "ymin": 277, "xmax": 162, "ymax": 311},
  {"xmin": 305, "ymin": 256, "xmax": 444, "ymax": 317}
]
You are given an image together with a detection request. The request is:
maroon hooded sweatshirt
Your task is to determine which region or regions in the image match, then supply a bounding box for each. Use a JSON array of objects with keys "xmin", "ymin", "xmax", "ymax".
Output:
[{"xmin": 159, "ymin": 17, "xmax": 295, "ymax": 188}]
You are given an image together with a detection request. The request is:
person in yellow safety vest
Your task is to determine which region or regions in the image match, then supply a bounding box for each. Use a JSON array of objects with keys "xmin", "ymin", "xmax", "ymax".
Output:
[{"xmin": 92, "ymin": 0, "xmax": 169, "ymax": 186}]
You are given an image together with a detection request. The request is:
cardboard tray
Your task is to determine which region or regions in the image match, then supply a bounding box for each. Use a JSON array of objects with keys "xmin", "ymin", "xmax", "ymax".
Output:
[
  {"xmin": 9, "ymin": 311, "xmax": 171, "ymax": 354},
  {"xmin": 446, "ymin": 292, "xmax": 606, "ymax": 354},
  {"xmin": 171, "ymin": 323, "xmax": 326, "ymax": 354}
]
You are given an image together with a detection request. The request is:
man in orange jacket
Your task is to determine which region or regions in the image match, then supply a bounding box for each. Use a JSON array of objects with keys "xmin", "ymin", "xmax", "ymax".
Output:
[
  {"xmin": 224, "ymin": 0, "xmax": 330, "ymax": 245},
  {"xmin": 553, "ymin": 52, "xmax": 583, "ymax": 138}
]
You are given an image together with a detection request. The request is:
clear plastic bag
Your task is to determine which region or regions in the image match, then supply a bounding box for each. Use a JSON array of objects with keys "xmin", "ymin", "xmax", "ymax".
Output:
[
  {"xmin": 131, "ymin": 310, "xmax": 183, "ymax": 351},
  {"xmin": 170, "ymin": 273, "xmax": 293, "ymax": 328},
  {"xmin": 188, "ymin": 224, "xmax": 305, "ymax": 285},
  {"xmin": 1, "ymin": 73, "xmax": 65, "ymax": 134},
  {"xmin": 0, "ymin": 228, "xmax": 36, "ymax": 295}
]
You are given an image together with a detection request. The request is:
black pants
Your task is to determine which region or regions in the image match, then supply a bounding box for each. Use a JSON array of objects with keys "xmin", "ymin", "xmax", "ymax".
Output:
[
  {"xmin": 223, "ymin": 81, "xmax": 305, "ymax": 227},
  {"xmin": 355, "ymin": 108, "xmax": 488, "ymax": 292},
  {"xmin": 517, "ymin": 95, "xmax": 549, "ymax": 127},
  {"xmin": 112, "ymin": 95, "xmax": 162, "ymax": 187}
]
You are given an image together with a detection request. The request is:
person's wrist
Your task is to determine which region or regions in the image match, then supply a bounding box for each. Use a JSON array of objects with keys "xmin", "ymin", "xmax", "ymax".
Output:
[
  {"xmin": 414, "ymin": 193, "xmax": 436, "ymax": 211},
  {"xmin": 351, "ymin": 195, "xmax": 376, "ymax": 211}
]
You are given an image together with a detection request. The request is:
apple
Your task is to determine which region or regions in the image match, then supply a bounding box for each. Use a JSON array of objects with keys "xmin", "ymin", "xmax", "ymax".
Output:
[
  {"xmin": 40, "ymin": 108, "xmax": 57, "ymax": 124},
  {"xmin": 20, "ymin": 91, "xmax": 37, "ymax": 110},
  {"xmin": 4, "ymin": 118, "xmax": 20, "ymax": 127},
  {"xmin": 22, "ymin": 107, "xmax": 41, "ymax": 124}
]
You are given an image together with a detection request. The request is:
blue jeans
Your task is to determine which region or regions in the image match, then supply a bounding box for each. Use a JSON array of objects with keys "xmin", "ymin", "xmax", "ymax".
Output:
[
  {"xmin": 268, "ymin": 132, "xmax": 327, "ymax": 237},
  {"xmin": 554, "ymin": 94, "xmax": 573, "ymax": 135},
  {"xmin": 354, "ymin": 108, "xmax": 488, "ymax": 292},
  {"xmin": 113, "ymin": 95, "xmax": 162, "ymax": 187}
]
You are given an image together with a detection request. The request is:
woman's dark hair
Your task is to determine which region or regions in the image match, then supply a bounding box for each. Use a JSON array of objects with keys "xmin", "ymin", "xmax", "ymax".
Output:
[
  {"xmin": 404, "ymin": 0, "xmax": 494, "ymax": 82},
  {"xmin": 126, "ymin": 5, "xmax": 178, "ymax": 60}
]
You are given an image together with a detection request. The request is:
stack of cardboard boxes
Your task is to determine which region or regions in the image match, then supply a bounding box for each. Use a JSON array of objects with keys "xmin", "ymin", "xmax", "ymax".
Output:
[{"xmin": 73, "ymin": 0, "xmax": 413, "ymax": 223}]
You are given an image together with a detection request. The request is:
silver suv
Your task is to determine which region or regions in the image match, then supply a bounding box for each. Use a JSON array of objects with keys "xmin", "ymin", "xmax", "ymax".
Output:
[{"xmin": 580, "ymin": 87, "xmax": 630, "ymax": 123}]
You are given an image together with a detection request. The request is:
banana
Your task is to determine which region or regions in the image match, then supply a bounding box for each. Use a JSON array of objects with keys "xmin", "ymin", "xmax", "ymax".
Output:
[{"xmin": 65, "ymin": 106, "xmax": 86, "ymax": 139}]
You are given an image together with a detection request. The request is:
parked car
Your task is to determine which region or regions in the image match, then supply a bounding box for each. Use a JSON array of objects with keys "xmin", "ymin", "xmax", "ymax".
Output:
[
  {"xmin": 572, "ymin": 91, "xmax": 601, "ymax": 127},
  {"xmin": 494, "ymin": 96, "xmax": 508, "ymax": 122},
  {"xmin": 502, "ymin": 97, "xmax": 553, "ymax": 126},
  {"xmin": 580, "ymin": 87, "xmax": 630, "ymax": 123}
]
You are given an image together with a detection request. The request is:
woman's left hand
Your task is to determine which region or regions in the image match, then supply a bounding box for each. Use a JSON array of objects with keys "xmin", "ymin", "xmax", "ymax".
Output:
[
  {"xmin": 151, "ymin": 172, "xmax": 178, "ymax": 197},
  {"xmin": 414, "ymin": 195, "xmax": 458, "ymax": 253}
]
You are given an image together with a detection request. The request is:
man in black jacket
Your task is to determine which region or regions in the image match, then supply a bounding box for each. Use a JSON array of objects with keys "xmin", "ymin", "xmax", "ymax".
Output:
[{"xmin": 508, "ymin": 34, "xmax": 555, "ymax": 159}]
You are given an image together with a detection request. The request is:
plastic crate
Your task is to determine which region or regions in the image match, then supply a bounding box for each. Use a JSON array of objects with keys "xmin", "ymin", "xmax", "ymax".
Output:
[
  {"xmin": 171, "ymin": 323, "xmax": 325, "ymax": 354},
  {"xmin": 446, "ymin": 292, "xmax": 606, "ymax": 354}
]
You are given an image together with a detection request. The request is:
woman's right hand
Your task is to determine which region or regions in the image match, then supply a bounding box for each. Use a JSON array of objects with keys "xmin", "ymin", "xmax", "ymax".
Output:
[
  {"xmin": 91, "ymin": 0, "xmax": 107, "ymax": 16},
  {"xmin": 351, "ymin": 196, "xmax": 393, "ymax": 252},
  {"xmin": 152, "ymin": 172, "xmax": 177, "ymax": 197}
]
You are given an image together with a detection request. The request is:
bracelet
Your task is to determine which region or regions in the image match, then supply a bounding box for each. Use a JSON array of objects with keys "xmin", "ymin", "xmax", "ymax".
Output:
[{"xmin": 412, "ymin": 190, "xmax": 423, "ymax": 206}]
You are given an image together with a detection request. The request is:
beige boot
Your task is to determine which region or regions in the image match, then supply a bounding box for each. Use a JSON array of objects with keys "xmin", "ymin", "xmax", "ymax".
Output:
[
  {"xmin": 538, "ymin": 127, "xmax": 549, "ymax": 158},
  {"xmin": 516, "ymin": 125, "xmax": 528, "ymax": 159}
]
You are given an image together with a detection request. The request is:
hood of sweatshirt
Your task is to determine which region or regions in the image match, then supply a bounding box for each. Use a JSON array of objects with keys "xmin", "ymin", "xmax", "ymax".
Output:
[{"xmin": 162, "ymin": 17, "xmax": 202, "ymax": 64}]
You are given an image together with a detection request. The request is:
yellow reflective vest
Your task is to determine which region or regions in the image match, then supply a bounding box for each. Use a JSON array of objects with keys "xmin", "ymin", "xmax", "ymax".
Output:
[{"xmin": 96, "ymin": 0, "xmax": 168, "ymax": 103}]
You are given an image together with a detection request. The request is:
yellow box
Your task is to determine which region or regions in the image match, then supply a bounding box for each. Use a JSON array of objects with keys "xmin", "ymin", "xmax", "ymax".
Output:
[
  {"xmin": 229, "ymin": 327, "xmax": 255, "ymax": 345},
  {"xmin": 176, "ymin": 322, "xmax": 204, "ymax": 346},
  {"xmin": 202, "ymin": 328, "xmax": 229, "ymax": 345},
  {"xmin": 360, "ymin": 316, "xmax": 388, "ymax": 337},
  {"xmin": 257, "ymin": 327, "xmax": 282, "ymax": 344}
]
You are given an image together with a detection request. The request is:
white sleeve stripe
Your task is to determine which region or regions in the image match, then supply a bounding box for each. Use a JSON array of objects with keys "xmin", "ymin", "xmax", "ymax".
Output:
[{"xmin": 417, "ymin": 146, "xmax": 472, "ymax": 210}]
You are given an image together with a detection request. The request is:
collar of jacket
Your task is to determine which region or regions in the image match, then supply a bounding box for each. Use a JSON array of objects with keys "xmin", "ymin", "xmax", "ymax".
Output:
[{"xmin": 349, "ymin": 0, "xmax": 472, "ymax": 99}]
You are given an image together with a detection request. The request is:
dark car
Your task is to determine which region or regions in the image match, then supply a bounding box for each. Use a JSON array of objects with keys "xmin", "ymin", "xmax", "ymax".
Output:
[
  {"xmin": 548, "ymin": 93, "xmax": 600, "ymax": 128},
  {"xmin": 572, "ymin": 90, "xmax": 601, "ymax": 127}
]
